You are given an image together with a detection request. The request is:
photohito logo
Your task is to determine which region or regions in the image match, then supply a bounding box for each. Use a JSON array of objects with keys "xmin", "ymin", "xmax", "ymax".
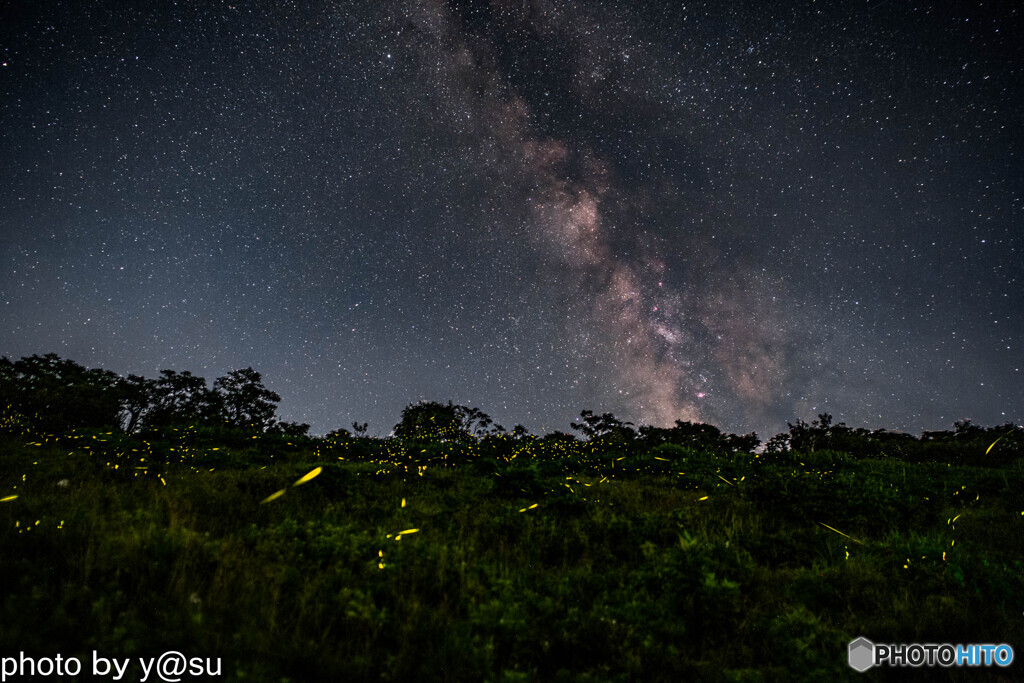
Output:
[{"xmin": 848, "ymin": 637, "xmax": 1014, "ymax": 671}]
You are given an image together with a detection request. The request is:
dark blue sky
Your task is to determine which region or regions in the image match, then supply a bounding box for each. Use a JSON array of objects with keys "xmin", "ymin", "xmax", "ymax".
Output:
[{"xmin": 2, "ymin": 0, "xmax": 1021, "ymax": 438}]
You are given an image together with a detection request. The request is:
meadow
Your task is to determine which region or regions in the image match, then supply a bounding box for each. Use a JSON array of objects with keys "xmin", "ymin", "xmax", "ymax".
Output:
[{"xmin": 0, "ymin": 426, "xmax": 1021, "ymax": 682}]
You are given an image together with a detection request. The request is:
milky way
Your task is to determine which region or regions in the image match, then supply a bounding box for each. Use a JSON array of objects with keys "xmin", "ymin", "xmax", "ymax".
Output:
[
  {"xmin": 1, "ymin": 1, "xmax": 1021, "ymax": 438},
  {"xmin": 393, "ymin": 1, "xmax": 812, "ymax": 431}
]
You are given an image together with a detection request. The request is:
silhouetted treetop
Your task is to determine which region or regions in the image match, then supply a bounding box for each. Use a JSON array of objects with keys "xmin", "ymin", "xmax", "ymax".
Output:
[
  {"xmin": 0, "ymin": 354, "xmax": 121, "ymax": 432},
  {"xmin": 393, "ymin": 401, "xmax": 504, "ymax": 441},
  {"xmin": 0, "ymin": 354, "xmax": 292, "ymax": 436},
  {"xmin": 214, "ymin": 367, "xmax": 281, "ymax": 432}
]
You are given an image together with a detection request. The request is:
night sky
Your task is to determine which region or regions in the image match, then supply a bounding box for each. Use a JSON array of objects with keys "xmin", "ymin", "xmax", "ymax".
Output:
[{"xmin": 2, "ymin": 1, "xmax": 1021, "ymax": 439}]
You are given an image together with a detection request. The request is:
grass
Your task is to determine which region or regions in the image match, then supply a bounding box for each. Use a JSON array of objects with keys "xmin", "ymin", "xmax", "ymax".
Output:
[{"xmin": 0, "ymin": 428, "xmax": 1021, "ymax": 681}]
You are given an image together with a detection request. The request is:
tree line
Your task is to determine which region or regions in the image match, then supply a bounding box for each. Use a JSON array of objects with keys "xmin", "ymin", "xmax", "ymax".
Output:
[
  {"xmin": 0, "ymin": 353, "xmax": 308, "ymax": 436},
  {"xmin": 0, "ymin": 354, "xmax": 1019, "ymax": 463}
]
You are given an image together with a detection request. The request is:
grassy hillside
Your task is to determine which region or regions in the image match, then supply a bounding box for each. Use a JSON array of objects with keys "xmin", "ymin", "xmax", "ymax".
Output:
[{"xmin": 1, "ymin": 428, "xmax": 1021, "ymax": 681}]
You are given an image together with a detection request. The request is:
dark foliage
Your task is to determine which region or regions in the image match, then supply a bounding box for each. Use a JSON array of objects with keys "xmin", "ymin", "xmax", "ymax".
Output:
[
  {"xmin": 0, "ymin": 354, "xmax": 122, "ymax": 432},
  {"xmin": 1, "ymin": 354, "xmax": 1020, "ymax": 469},
  {"xmin": 392, "ymin": 400, "xmax": 504, "ymax": 441},
  {"xmin": 0, "ymin": 354, "xmax": 297, "ymax": 438}
]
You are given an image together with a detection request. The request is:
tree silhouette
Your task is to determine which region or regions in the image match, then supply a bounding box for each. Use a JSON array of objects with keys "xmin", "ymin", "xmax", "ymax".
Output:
[
  {"xmin": 639, "ymin": 420, "xmax": 759, "ymax": 454},
  {"xmin": 787, "ymin": 413, "xmax": 841, "ymax": 453},
  {"xmin": 394, "ymin": 401, "xmax": 469, "ymax": 441},
  {"xmin": 213, "ymin": 367, "xmax": 281, "ymax": 432},
  {"xmin": 270, "ymin": 420, "xmax": 311, "ymax": 437},
  {"xmin": 571, "ymin": 410, "xmax": 635, "ymax": 441},
  {"xmin": 0, "ymin": 354, "xmax": 122, "ymax": 432},
  {"xmin": 392, "ymin": 401, "xmax": 500, "ymax": 441},
  {"xmin": 511, "ymin": 424, "xmax": 532, "ymax": 440},
  {"xmin": 146, "ymin": 369, "xmax": 221, "ymax": 428}
]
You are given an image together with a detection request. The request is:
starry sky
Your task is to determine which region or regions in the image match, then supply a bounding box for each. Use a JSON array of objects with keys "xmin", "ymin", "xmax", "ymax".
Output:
[{"xmin": 1, "ymin": 0, "xmax": 1021, "ymax": 439}]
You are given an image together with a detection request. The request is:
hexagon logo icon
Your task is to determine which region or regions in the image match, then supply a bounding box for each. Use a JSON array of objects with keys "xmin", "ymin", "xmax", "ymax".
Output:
[{"xmin": 848, "ymin": 637, "xmax": 875, "ymax": 672}]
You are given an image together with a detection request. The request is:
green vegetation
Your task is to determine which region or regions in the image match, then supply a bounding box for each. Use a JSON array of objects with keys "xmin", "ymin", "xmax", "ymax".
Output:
[{"xmin": 0, "ymin": 354, "xmax": 1021, "ymax": 681}]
